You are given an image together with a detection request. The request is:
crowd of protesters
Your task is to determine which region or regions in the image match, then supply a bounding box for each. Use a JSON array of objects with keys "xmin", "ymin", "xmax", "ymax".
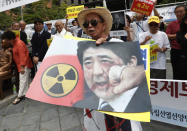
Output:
[
  {"xmin": 0, "ymin": 3, "xmax": 187, "ymax": 102},
  {"xmin": 0, "ymin": 2, "xmax": 187, "ymax": 131}
]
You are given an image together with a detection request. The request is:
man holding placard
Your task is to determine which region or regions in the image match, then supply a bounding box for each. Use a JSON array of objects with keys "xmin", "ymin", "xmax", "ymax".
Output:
[
  {"xmin": 76, "ymin": 7, "xmax": 150, "ymax": 131},
  {"xmin": 130, "ymin": 0, "xmax": 159, "ymax": 41},
  {"xmin": 139, "ymin": 16, "xmax": 170, "ymax": 79}
]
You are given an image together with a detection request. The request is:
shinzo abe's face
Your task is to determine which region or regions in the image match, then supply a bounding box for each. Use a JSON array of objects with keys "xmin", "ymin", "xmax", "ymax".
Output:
[{"xmin": 83, "ymin": 47, "xmax": 124, "ymax": 100}]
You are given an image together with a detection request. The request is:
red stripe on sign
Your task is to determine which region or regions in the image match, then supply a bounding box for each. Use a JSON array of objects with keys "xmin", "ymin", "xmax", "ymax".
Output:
[{"xmin": 26, "ymin": 55, "xmax": 84, "ymax": 106}]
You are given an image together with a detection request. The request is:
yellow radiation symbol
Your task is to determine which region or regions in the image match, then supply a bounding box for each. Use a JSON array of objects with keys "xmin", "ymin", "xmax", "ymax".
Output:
[{"xmin": 41, "ymin": 64, "xmax": 78, "ymax": 97}]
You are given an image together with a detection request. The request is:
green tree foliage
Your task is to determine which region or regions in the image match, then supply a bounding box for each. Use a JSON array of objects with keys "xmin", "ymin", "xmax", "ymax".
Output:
[
  {"xmin": 24, "ymin": 0, "xmax": 68, "ymax": 23},
  {"xmin": 0, "ymin": 0, "xmax": 68, "ymax": 30},
  {"xmin": 0, "ymin": 12, "xmax": 13, "ymax": 30}
]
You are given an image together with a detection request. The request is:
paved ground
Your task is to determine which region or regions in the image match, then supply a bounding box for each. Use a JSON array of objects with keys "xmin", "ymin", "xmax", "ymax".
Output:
[
  {"xmin": 0, "ymin": 98, "xmax": 84, "ymax": 131},
  {"xmin": 166, "ymin": 50, "xmax": 173, "ymax": 79},
  {"xmin": 0, "ymin": 98, "xmax": 187, "ymax": 131}
]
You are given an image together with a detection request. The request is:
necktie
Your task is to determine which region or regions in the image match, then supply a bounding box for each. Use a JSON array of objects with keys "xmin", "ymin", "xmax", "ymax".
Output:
[
  {"xmin": 37, "ymin": 32, "xmax": 40, "ymax": 37},
  {"xmin": 105, "ymin": 115, "xmax": 132, "ymax": 131},
  {"xmin": 100, "ymin": 101, "xmax": 113, "ymax": 111}
]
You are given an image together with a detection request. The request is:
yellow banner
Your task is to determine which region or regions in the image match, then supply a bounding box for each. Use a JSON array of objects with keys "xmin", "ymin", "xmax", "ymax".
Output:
[
  {"xmin": 12, "ymin": 30, "xmax": 20, "ymax": 38},
  {"xmin": 47, "ymin": 38, "xmax": 53, "ymax": 47},
  {"xmin": 66, "ymin": 5, "xmax": 84, "ymax": 19}
]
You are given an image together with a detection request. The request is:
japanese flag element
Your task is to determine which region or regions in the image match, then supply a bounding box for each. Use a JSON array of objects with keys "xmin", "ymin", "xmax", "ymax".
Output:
[{"xmin": 26, "ymin": 36, "xmax": 84, "ymax": 106}]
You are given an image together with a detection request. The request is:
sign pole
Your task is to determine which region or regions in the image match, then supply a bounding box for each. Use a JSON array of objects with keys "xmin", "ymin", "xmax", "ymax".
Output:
[{"xmin": 21, "ymin": 6, "xmax": 23, "ymax": 20}]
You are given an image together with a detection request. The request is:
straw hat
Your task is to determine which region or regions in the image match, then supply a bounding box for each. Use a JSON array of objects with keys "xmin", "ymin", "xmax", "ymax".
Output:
[{"xmin": 77, "ymin": 8, "xmax": 113, "ymax": 34}]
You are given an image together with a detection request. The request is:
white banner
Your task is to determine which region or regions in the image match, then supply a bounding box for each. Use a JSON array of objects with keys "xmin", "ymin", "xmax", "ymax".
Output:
[
  {"xmin": 110, "ymin": 30, "xmax": 127, "ymax": 37},
  {"xmin": 0, "ymin": 0, "xmax": 39, "ymax": 12},
  {"xmin": 126, "ymin": 5, "xmax": 177, "ymax": 22},
  {"xmin": 150, "ymin": 79, "xmax": 187, "ymax": 127},
  {"xmin": 151, "ymin": 105, "xmax": 187, "ymax": 128},
  {"xmin": 156, "ymin": 6, "xmax": 177, "ymax": 22}
]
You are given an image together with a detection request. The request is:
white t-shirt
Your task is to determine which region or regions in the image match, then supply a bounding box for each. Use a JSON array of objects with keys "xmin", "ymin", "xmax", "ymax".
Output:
[
  {"xmin": 54, "ymin": 28, "xmax": 72, "ymax": 37},
  {"xmin": 139, "ymin": 31, "xmax": 170, "ymax": 69}
]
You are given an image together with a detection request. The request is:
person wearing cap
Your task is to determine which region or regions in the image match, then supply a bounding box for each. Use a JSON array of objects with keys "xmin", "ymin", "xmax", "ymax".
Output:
[
  {"xmin": 130, "ymin": 0, "xmax": 159, "ymax": 41},
  {"xmin": 77, "ymin": 7, "xmax": 146, "ymax": 131},
  {"xmin": 139, "ymin": 16, "xmax": 170, "ymax": 79},
  {"xmin": 46, "ymin": 22, "xmax": 56, "ymax": 35}
]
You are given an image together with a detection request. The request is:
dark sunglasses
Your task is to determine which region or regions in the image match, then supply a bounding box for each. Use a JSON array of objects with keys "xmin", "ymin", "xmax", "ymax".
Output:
[
  {"xmin": 149, "ymin": 23, "xmax": 159, "ymax": 27},
  {"xmin": 83, "ymin": 19, "xmax": 101, "ymax": 28}
]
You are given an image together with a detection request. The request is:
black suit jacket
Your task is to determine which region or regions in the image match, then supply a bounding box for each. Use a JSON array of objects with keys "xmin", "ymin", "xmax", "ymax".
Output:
[
  {"xmin": 20, "ymin": 31, "xmax": 28, "ymax": 45},
  {"xmin": 74, "ymin": 79, "xmax": 151, "ymax": 113},
  {"xmin": 31, "ymin": 30, "xmax": 51, "ymax": 61}
]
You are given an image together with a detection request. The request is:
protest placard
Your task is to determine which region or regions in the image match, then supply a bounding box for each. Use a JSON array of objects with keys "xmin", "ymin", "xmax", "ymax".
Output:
[
  {"xmin": 26, "ymin": 36, "xmax": 151, "ymax": 122},
  {"xmin": 131, "ymin": 0, "xmax": 154, "ymax": 16},
  {"xmin": 150, "ymin": 79, "xmax": 187, "ymax": 127},
  {"xmin": 150, "ymin": 43, "xmax": 158, "ymax": 63},
  {"xmin": 110, "ymin": 11, "xmax": 127, "ymax": 37},
  {"xmin": 0, "ymin": 0, "xmax": 39, "ymax": 12},
  {"xmin": 47, "ymin": 38, "xmax": 53, "ymax": 47},
  {"xmin": 66, "ymin": 5, "xmax": 84, "ymax": 19}
]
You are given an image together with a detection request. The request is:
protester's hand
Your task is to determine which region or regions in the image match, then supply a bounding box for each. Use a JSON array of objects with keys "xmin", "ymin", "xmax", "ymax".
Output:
[
  {"xmin": 168, "ymin": 34, "xmax": 176, "ymax": 40},
  {"xmin": 141, "ymin": 36, "xmax": 152, "ymax": 45},
  {"xmin": 153, "ymin": 47, "xmax": 161, "ymax": 53},
  {"xmin": 96, "ymin": 34, "xmax": 108, "ymax": 45},
  {"xmin": 20, "ymin": 66, "xmax": 25, "ymax": 74},
  {"xmin": 33, "ymin": 56, "xmax": 39, "ymax": 64},
  {"xmin": 145, "ymin": 36, "xmax": 152, "ymax": 42},
  {"xmin": 153, "ymin": 47, "xmax": 166, "ymax": 53},
  {"xmin": 153, "ymin": 0, "xmax": 157, "ymax": 5},
  {"xmin": 65, "ymin": 15, "xmax": 68, "ymax": 20},
  {"xmin": 185, "ymin": 33, "xmax": 187, "ymax": 39},
  {"xmin": 124, "ymin": 26, "xmax": 130, "ymax": 32}
]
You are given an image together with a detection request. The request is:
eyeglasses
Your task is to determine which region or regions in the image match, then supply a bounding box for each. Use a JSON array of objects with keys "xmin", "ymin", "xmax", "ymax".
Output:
[
  {"xmin": 83, "ymin": 19, "xmax": 101, "ymax": 28},
  {"xmin": 149, "ymin": 23, "xmax": 159, "ymax": 27}
]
